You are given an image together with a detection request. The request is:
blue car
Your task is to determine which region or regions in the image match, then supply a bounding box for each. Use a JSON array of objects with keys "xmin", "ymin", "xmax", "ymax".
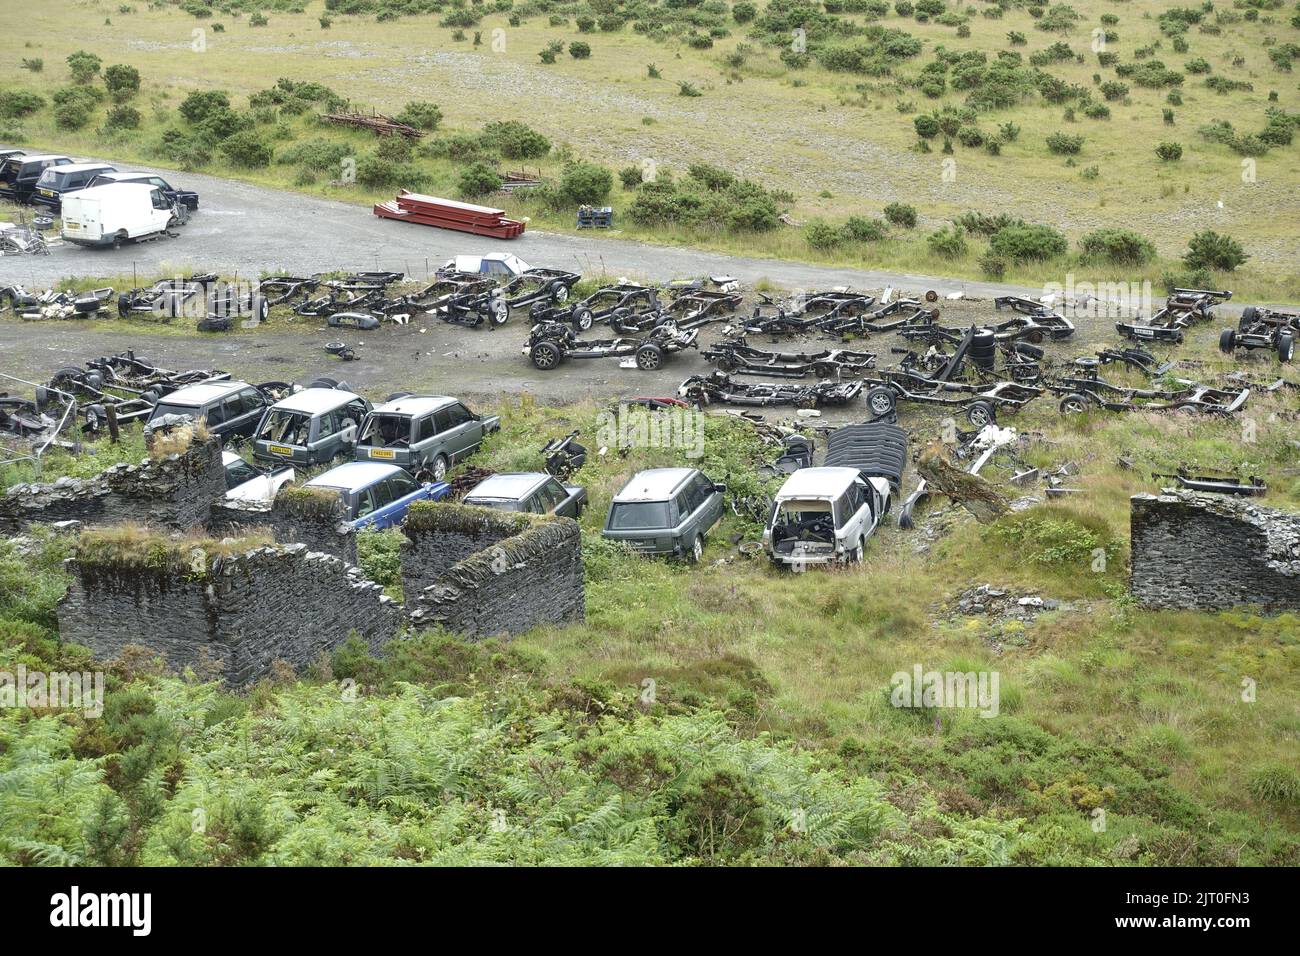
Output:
[{"xmin": 305, "ymin": 462, "xmax": 451, "ymax": 530}]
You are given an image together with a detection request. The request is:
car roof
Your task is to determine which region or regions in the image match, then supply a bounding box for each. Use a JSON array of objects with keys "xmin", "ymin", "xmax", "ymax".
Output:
[
  {"xmin": 96, "ymin": 171, "xmax": 164, "ymax": 182},
  {"xmin": 46, "ymin": 162, "xmax": 115, "ymax": 174},
  {"xmin": 776, "ymin": 467, "xmax": 862, "ymax": 499},
  {"xmin": 612, "ymin": 467, "xmax": 697, "ymax": 502},
  {"xmin": 270, "ymin": 387, "xmax": 362, "ymax": 414},
  {"xmin": 70, "ymin": 182, "xmax": 158, "ymax": 199},
  {"xmin": 464, "ymin": 472, "xmax": 550, "ymax": 500},
  {"xmin": 369, "ymin": 395, "xmax": 457, "ymax": 417},
  {"xmin": 306, "ymin": 461, "xmax": 405, "ymax": 492},
  {"xmin": 157, "ymin": 380, "xmax": 252, "ymax": 406},
  {"xmin": 11, "ymin": 154, "xmax": 70, "ymax": 163}
]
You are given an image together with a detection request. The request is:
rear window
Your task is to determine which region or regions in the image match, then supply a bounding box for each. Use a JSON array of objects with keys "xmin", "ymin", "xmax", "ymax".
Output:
[
  {"xmin": 258, "ymin": 409, "xmax": 312, "ymax": 445},
  {"xmin": 607, "ymin": 501, "xmax": 671, "ymax": 530},
  {"xmin": 148, "ymin": 402, "xmax": 199, "ymax": 424},
  {"xmin": 360, "ymin": 413, "xmax": 411, "ymax": 447}
]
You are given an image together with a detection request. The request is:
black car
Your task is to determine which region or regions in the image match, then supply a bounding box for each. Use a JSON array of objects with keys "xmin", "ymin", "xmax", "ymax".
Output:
[
  {"xmin": 0, "ymin": 153, "xmax": 73, "ymax": 204},
  {"xmin": 30, "ymin": 163, "xmax": 117, "ymax": 214},
  {"xmin": 89, "ymin": 171, "xmax": 200, "ymax": 211}
]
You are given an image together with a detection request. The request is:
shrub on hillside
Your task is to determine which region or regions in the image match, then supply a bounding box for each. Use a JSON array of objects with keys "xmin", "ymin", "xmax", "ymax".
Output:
[
  {"xmin": 1155, "ymin": 141, "xmax": 1183, "ymax": 161},
  {"xmin": 927, "ymin": 225, "xmax": 968, "ymax": 258},
  {"xmin": 989, "ymin": 224, "xmax": 1068, "ymax": 261},
  {"xmin": 1183, "ymin": 230, "xmax": 1247, "ymax": 272},
  {"xmin": 67, "ymin": 50, "xmax": 102, "ymax": 84},
  {"xmin": 393, "ymin": 101, "xmax": 442, "ymax": 131},
  {"xmin": 458, "ymin": 161, "xmax": 503, "ymax": 197},
  {"xmin": 219, "ymin": 131, "xmax": 273, "ymax": 168},
  {"xmin": 480, "ymin": 120, "xmax": 550, "ymax": 159},
  {"xmin": 883, "ymin": 202, "xmax": 917, "ymax": 228},
  {"xmin": 1046, "ymin": 132, "xmax": 1084, "ymax": 154},
  {"xmin": 1078, "ymin": 228, "xmax": 1156, "ymax": 265},
  {"xmin": 104, "ymin": 64, "xmax": 141, "ymax": 102},
  {"xmin": 0, "ymin": 90, "xmax": 45, "ymax": 118},
  {"xmin": 560, "ymin": 162, "xmax": 613, "ymax": 204}
]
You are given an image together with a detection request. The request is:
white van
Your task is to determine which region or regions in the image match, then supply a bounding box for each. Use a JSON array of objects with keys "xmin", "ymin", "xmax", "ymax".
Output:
[{"xmin": 60, "ymin": 182, "xmax": 179, "ymax": 249}]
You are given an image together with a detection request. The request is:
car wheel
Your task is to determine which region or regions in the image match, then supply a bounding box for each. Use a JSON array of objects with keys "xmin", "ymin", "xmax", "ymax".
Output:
[
  {"xmin": 573, "ymin": 307, "xmax": 593, "ymax": 331},
  {"xmin": 851, "ymin": 537, "xmax": 865, "ymax": 563},
  {"xmin": 1059, "ymin": 393, "xmax": 1090, "ymax": 415},
  {"xmin": 551, "ymin": 283, "xmax": 570, "ymax": 304},
  {"xmin": 965, "ymin": 401, "xmax": 996, "ymax": 428},
  {"xmin": 866, "ymin": 385, "xmax": 896, "ymax": 418},
  {"xmin": 489, "ymin": 298, "xmax": 509, "ymax": 326},
  {"xmin": 1278, "ymin": 332, "xmax": 1295, "ymax": 363},
  {"xmin": 117, "ymin": 293, "xmax": 131, "ymax": 318},
  {"xmin": 252, "ymin": 294, "xmax": 269, "ymax": 324},
  {"xmin": 1239, "ymin": 306, "xmax": 1258, "ymax": 331},
  {"xmin": 636, "ymin": 343, "xmax": 664, "ymax": 371},
  {"xmin": 531, "ymin": 340, "xmax": 562, "ymax": 370},
  {"xmin": 431, "ymin": 455, "xmax": 448, "ymax": 482},
  {"xmin": 688, "ymin": 534, "xmax": 704, "ymax": 564},
  {"xmin": 1219, "ymin": 328, "xmax": 1237, "ymax": 353}
]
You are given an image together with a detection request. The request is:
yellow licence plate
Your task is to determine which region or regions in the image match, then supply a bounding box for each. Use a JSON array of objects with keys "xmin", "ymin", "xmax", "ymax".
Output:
[
  {"xmin": 369, "ymin": 448, "xmax": 396, "ymax": 460},
  {"xmin": 65, "ymin": 222, "xmax": 79, "ymax": 230},
  {"xmin": 269, "ymin": 444, "xmax": 293, "ymax": 457},
  {"xmin": 39, "ymin": 189, "xmax": 53, "ymax": 196}
]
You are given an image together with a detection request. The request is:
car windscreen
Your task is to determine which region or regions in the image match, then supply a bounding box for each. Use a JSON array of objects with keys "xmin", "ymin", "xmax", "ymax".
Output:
[
  {"xmin": 607, "ymin": 501, "xmax": 671, "ymax": 530},
  {"xmin": 463, "ymin": 497, "xmax": 517, "ymax": 510},
  {"xmin": 35, "ymin": 168, "xmax": 61, "ymax": 187},
  {"xmin": 360, "ymin": 414, "xmax": 411, "ymax": 447},
  {"xmin": 225, "ymin": 458, "xmax": 260, "ymax": 488},
  {"xmin": 258, "ymin": 409, "xmax": 312, "ymax": 445},
  {"xmin": 148, "ymin": 402, "xmax": 198, "ymax": 424}
]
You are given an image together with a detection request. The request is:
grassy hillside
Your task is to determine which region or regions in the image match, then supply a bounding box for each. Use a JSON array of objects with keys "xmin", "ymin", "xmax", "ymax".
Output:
[
  {"xmin": 2, "ymin": 322, "xmax": 1298, "ymax": 864},
  {"xmin": 1, "ymin": 0, "xmax": 1298, "ymax": 299}
]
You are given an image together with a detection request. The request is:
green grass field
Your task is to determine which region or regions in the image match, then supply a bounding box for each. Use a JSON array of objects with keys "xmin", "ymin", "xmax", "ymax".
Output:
[{"xmin": 2, "ymin": 0, "xmax": 1299, "ymax": 300}]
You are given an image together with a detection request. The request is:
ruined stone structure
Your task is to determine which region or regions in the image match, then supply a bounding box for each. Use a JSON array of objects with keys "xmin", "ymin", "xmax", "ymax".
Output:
[
  {"xmin": 210, "ymin": 492, "xmax": 357, "ymax": 564},
  {"xmin": 58, "ymin": 542, "xmax": 404, "ymax": 688},
  {"xmin": 403, "ymin": 505, "xmax": 585, "ymax": 638},
  {"xmin": 0, "ymin": 437, "xmax": 224, "ymax": 535},
  {"xmin": 1130, "ymin": 492, "xmax": 1300, "ymax": 611}
]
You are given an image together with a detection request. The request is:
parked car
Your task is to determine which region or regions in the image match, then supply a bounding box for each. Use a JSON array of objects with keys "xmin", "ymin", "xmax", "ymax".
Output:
[
  {"xmin": 463, "ymin": 472, "xmax": 587, "ymax": 518},
  {"xmin": 356, "ymin": 394, "xmax": 500, "ymax": 481},
  {"xmin": 253, "ymin": 386, "xmax": 371, "ymax": 466},
  {"xmin": 60, "ymin": 182, "xmax": 184, "ymax": 248},
  {"xmin": 222, "ymin": 451, "xmax": 295, "ymax": 504},
  {"xmin": 305, "ymin": 462, "xmax": 451, "ymax": 530},
  {"xmin": 602, "ymin": 467, "xmax": 725, "ymax": 562},
  {"xmin": 89, "ymin": 170, "xmax": 199, "ymax": 210},
  {"xmin": 441, "ymin": 252, "xmax": 531, "ymax": 278},
  {"xmin": 30, "ymin": 162, "xmax": 116, "ymax": 214},
  {"xmin": 764, "ymin": 422, "xmax": 905, "ymax": 567},
  {"xmin": 0, "ymin": 148, "xmax": 27, "ymax": 167},
  {"xmin": 146, "ymin": 380, "xmax": 269, "ymax": 440},
  {"xmin": 0, "ymin": 153, "xmax": 73, "ymax": 204}
]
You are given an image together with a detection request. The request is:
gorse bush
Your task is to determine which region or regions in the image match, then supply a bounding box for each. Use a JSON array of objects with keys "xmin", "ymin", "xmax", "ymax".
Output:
[
  {"xmin": 989, "ymin": 224, "xmax": 1068, "ymax": 262},
  {"xmin": 1183, "ymin": 230, "xmax": 1248, "ymax": 272},
  {"xmin": 1078, "ymin": 228, "xmax": 1157, "ymax": 266}
]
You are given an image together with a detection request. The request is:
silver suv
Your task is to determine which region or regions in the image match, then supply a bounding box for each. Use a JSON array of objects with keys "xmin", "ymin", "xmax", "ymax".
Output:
[
  {"xmin": 355, "ymin": 395, "xmax": 500, "ymax": 481},
  {"xmin": 603, "ymin": 467, "xmax": 725, "ymax": 563}
]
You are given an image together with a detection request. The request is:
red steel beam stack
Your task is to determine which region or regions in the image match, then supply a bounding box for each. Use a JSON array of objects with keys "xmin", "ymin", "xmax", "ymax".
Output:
[{"xmin": 373, "ymin": 190, "xmax": 526, "ymax": 239}]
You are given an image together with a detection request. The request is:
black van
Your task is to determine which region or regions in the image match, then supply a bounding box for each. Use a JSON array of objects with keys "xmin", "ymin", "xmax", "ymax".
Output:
[
  {"xmin": 0, "ymin": 154, "xmax": 73, "ymax": 204},
  {"xmin": 30, "ymin": 162, "xmax": 116, "ymax": 213}
]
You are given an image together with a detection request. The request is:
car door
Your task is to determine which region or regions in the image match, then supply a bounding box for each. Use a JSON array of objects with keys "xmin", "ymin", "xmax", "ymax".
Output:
[
  {"xmin": 373, "ymin": 473, "xmax": 422, "ymax": 529},
  {"xmin": 311, "ymin": 410, "xmax": 341, "ymax": 463},
  {"xmin": 353, "ymin": 484, "xmax": 382, "ymax": 528},
  {"xmin": 230, "ymin": 387, "xmax": 266, "ymax": 438},
  {"xmin": 541, "ymin": 478, "xmax": 578, "ymax": 517},
  {"xmin": 204, "ymin": 399, "xmax": 228, "ymax": 435},
  {"xmin": 444, "ymin": 402, "xmax": 482, "ymax": 461},
  {"xmin": 409, "ymin": 414, "xmax": 436, "ymax": 466}
]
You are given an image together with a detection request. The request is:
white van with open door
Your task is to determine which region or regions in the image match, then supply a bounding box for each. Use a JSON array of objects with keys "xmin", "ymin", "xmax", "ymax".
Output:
[{"xmin": 60, "ymin": 182, "xmax": 180, "ymax": 249}]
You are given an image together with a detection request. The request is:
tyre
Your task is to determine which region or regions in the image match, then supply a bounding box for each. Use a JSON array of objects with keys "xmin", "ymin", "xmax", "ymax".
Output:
[
  {"xmin": 530, "ymin": 340, "xmax": 563, "ymax": 370},
  {"xmin": 1239, "ymin": 306, "xmax": 1258, "ymax": 331},
  {"xmin": 1219, "ymin": 328, "xmax": 1237, "ymax": 353},
  {"xmin": 635, "ymin": 343, "xmax": 664, "ymax": 371},
  {"xmin": 1279, "ymin": 332, "xmax": 1295, "ymax": 363},
  {"xmin": 309, "ymin": 377, "xmax": 340, "ymax": 390},
  {"xmin": 573, "ymin": 306, "xmax": 593, "ymax": 332},
  {"xmin": 865, "ymin": 385, "xmax": 897, "ymax": 419},
  {"xmin": 687, "ymin": 534, "xmax": 704, "ymax": 564},
  {"xmin": 965, "ymin": 401, "xmax": 996, "ymax": 428},
  {"xmin": 111, "ymin": 231, "xmax": 127, "ymax": 251},
  {"xmin": 251, "ymin": 294, "xmax": 269, "ymax": 324},
  {"xmin": 488, "ymin": 297, "xmax": 509, "ymax": 326},
  {"xmin": 551, "ymin": 283, "xmax": 570, "ymax": 304},
  {"xmin": 1059, "ymin": 393, "xmax": 1090, "ymax": 415},
  {"xmin": 117, "ymin": 293, "xmax": 131, "ymax": 318},
  {"xmin": 850, "ymin": 536, "xmax": 865, "ymax": 564},
  {"xmin": 430, "ymin": 454, "xmax": 448, "ymax": 482},
  {"xmin": 1025, "ymin": 330, "xmax": 1044, "ymax": 345}
]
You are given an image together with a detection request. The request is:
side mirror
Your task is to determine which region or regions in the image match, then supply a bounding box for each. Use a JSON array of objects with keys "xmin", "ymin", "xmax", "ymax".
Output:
[{"xmin": 714, "ymin": 482, "xmax": 727, "ymax": 494}]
